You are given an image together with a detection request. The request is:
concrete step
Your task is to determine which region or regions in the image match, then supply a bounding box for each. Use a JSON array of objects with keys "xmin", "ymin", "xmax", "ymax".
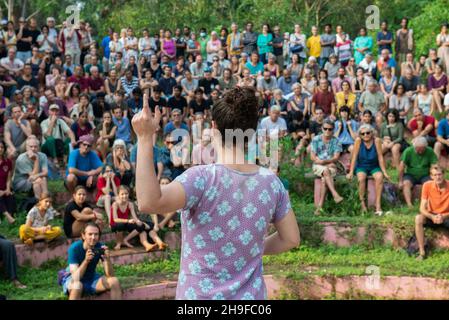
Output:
[{"xmin": 15, "ymin": 231, "xmax": 181, "ymax": 267}]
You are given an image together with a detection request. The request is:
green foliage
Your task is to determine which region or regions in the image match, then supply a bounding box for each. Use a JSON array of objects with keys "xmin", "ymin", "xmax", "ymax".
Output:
[{"xmin": 409, "ymin": 1, "xmax": 449, "ymax": 56}]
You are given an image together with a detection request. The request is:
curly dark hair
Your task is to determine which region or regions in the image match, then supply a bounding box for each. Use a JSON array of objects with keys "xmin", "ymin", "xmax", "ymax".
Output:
[{"xmin": 212, "ymin": 87, "xmax": 259, "ymax": 144}]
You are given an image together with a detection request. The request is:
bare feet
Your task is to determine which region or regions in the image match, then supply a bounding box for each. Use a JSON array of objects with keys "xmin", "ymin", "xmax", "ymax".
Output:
[
  {"xmin": 168, "ymin": 220, "xmax": 176, "ymax": 228},
  {"xmin": 4, "ymin": 212, "xmax": 15, "ymax": 224},
  {"xmin": 334, "ymin": 196, "xmax": 344, "ymax": 204},
  {"xmin": 123, "ymin": 240, "xmax": 134, "ymax": 248},
  {"xmin": 314, "ymin": 208, "xmax": 323, "ymax": 216},
  {"xmin": 114, "ymin": 243, "xmax": 122, "ymax": 251},
  {"xmin": 13, "ymin": 279, "xmax": 26, "ymax": 289},
  {"xmin": 145, "ymin": 243, "xmax": 158, "ymax": 252},
  {"xmin": 158, "ymin": 242, "xmax": 168, "ymax": 250}
]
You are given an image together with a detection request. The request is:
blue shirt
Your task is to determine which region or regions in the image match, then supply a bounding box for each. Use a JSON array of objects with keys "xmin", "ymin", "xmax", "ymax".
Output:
[
  {"xmin": 334, "ymin": 120, "xmax": 359, "ymax": 146},
  {"xmin": 277, "ymin": 76, "xmax": 298, "ymax": 95},
  {"xmin": 245, "ymin": 61, "xmax": 264, "ymax": 76},
  {"xmin": 67, "ymin": 149, "xmax": 103, "ymax": 180},
  {"xmin": 376, "ymin": 31, "xmax": 393, "ymax": 53},
  {"xmin": 113, "ymin": 116, "xmax": 131, "ymax": 144},
  {"xmin": 163, "ymin": 121, "xmax": 189, "ymax": 136},
  {"xmin": 67, "ymin": 240, "xmax": 104, "ymax": 281},
  {"xmin": 101, "ymin": 36, "xmax": 111, "ymax": 59},
  {"xmin": 437, "ymin": 118, "xmax": 449, "ymax": 139},
  {"xmin": 127, "ymin": 97, "xmax": 143, "ymax": 115}
]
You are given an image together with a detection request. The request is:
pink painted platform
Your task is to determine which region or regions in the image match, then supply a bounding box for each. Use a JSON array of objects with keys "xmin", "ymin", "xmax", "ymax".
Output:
[
  {"xmin": 88, "ymin": 274, "xmax": 449, "ymax": 300},
  {"xmin": 319, "ymin": 221, "xmax": 449, "ymax": 249},
  {"xmin": 267, "ymin": 275, "xmax": 449, "ymax": 300},
  {"xmin": 15, "ymin": 232, "xmax": 179, "ymax": 267}
]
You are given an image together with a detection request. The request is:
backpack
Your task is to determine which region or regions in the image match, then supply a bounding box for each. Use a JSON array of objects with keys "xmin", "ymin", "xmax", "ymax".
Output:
[
  {"xmin": 406, "ymin": 235, "xmax": 429, "ymax": 256},
  {"xmin": 382, "ymin": 182, "xmax": 400, "ymax": 206}
]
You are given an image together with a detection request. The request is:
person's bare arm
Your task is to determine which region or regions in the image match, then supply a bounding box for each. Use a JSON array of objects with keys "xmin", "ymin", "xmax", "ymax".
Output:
[
  {"xmin": 420, "ymin": 198, "xmax": 437, "ymax": 220},
  {"xmin": 264, "ymin": 209, "xmax": 300, "ymax": 255},
  {"xmin": 71, "ymin": 209, "xmax": 96, "ymax": 221},
  {"xmin": 347, "ymin": 137, "xmax": 361, "ymax": 177},
  {"xmin": 134, "ymin": 93, "xmax": 186, "ymax": 215}
]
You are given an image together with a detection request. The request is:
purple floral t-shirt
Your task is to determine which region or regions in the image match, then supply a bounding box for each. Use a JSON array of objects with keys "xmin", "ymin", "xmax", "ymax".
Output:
[{"xmin": 174, "ymin": 164, "xmax": 291, "ymax": 300}]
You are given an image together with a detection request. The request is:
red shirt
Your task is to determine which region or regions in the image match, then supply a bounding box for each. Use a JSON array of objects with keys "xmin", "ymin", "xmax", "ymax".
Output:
[
  {"xmin": 409, "ymin": 115, "xmax": 436, "ymax": 137},
  {"xmin": 88, "ymin": 76, "xmax": 104, "ymax": 91},
  {"xmin": 95, "ymin": 176, "xmax": 121, "ymax": 202},
  {"xmin": 312, "ymin": 90, "xmax": 335, "ymax": 116},
  {"xmin": 68, "ymin": 75, "xmax": 89, "ymax": 92},
  {"xmin": 110, "ymin": 203, "xmax": 130, "ymax": 227},
  {"xmin": 0, "ymin": 158, "xmax": 12, "ymax": 190}
]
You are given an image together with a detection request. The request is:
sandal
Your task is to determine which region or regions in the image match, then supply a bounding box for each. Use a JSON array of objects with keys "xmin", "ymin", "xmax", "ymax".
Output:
[{"xmin": 374, "ymin": 211, "xmax": 383, "ymax": 216}]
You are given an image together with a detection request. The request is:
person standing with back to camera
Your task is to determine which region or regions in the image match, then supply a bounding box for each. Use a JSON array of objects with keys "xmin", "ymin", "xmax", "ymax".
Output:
[{"xmin": 133, "ymin": 87, "xmax": 300, "ymax": 300}]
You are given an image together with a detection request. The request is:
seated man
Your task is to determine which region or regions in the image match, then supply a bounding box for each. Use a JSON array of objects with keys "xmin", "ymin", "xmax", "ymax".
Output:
[
  {"xmin": 415, "ymin": 165, "xmax": 449, "ymax": 260},
  {"xmin": 408, "ymin": 108, "xmax": 436, "ymax": 146},
  {"xmin": 434, "ymin": 111, "xmax": 449, "ymax": 161},
  {"xmin": 65, "ymin": 135, "xmax": 103, "ymax": 194},
  {"xmin": 0, "ymin": 234, "xmax": 26, "ymax": 289},
  {"xmin": 4, "ymin": 105, "xmax": 32, "ymax": 159},
  {"xmin": 19, "ymin": 193, "xmax": 62, "ymax": 246},
  {"xmin": 13, "ymin": 136, "xmax": 49, "ymax": 199},
  {"xmin": 163, "ymin": 108, "xmax": 189, "ymax": 136},
  {"xmin": 398, "ymin": 137, "xmax": 438, "ymax": 208},
  {"xmin": 61, "ymin": 222, "xmax": 121, "ymax": 300},
  {"xmin": 311, "ymin": 119, "xmax": 344, "ymax": 215}
]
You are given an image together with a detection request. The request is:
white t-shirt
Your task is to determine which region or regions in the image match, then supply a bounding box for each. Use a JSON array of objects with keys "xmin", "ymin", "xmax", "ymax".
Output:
[
  {"xmin": 259, "ymin": 116, "xmax": 287, "ymax": 138},
  {"xmin": 444, "ymin": 93, "xmax": 449, "ymax": 108}
]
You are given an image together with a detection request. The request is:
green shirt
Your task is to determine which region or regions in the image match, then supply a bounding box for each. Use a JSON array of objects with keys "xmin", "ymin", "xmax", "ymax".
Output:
[
  {"xmin": 380, "ymin": 122, "xmax": 404, "ymax": 144},
  {"xmin": 401, "ymin": 146, "xmax": 437, "ymax": 179}
]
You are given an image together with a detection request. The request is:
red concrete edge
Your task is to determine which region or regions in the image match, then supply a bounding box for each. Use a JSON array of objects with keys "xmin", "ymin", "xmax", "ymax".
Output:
[{"xmin": 265, "ymin": 275, "xmax": 449, "ymax": 300}]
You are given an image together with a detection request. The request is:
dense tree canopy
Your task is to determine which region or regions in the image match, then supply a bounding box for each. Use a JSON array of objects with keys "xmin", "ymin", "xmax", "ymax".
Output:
[{"xmin": 4, "ymin": 0, "xmax": 448, "ymax": 55}]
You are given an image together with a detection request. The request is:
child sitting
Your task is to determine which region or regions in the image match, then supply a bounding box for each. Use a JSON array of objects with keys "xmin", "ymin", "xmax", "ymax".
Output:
[
  {"xmin": 110, "ymin": 185, "xmax": 167, "ymax": 251},
  {"xmin": 19, "ymin": 193, "xmax": 62, "ymax": 246}
]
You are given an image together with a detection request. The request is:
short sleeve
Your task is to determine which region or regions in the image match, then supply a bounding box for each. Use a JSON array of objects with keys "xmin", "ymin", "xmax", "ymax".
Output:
[
  {"xmin": 91, "ymin": 152, "xmax": 104, "ymax": 169},
  {"xmin": 26, "ymin": 208, "xmax": 36, "ymax": 223},
  {"xmin": 174, "ymin": 166, "xmax": 206, "ymax": 212},
  {"xmin": 67, "ymin": 150, "xmax": 77, "ymax": 169},
  {"xmin": 421, "ymin": 182, "xmax": 430, "ymax": 200},
  {"xmin": 68, "ymin": 243, "xmax": 82, "ymax": 265},
  {"xmin": 271, "ymin": 178, "xmax": 292, "ymax": 223}
]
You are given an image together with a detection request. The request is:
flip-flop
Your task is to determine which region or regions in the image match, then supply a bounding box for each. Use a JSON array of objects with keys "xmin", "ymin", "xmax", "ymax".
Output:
[{"xmin": 374, "ymin": 211, "xmax": 383, "ymax": 216}]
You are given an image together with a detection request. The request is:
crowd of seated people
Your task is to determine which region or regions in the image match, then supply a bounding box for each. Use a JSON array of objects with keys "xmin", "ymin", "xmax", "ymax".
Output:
[{"xmin": 0, "ymin": 15, "xmax": 449, "ymax": 297}]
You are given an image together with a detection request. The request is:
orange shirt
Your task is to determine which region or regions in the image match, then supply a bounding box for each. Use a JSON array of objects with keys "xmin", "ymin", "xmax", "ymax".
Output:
[{"xmin": 421, "ymin": 180, "xmax": 449, "ymax": 214}]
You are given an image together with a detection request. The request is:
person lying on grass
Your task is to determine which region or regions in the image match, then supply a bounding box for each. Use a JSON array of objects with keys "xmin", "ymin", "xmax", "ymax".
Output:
[
  {"xmin": 110, "ymin": 185, "xmax": 167, "ymax": 251},
  {"xmin": 133, "ymin": 87, "xmax": 300, "ymax": 300}
]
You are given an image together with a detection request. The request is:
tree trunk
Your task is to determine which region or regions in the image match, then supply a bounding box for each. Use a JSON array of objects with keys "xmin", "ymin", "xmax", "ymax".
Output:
[
  {"xmin": 7, "ymin": 0, "xmax": 13, "ymax": 21},
  {"xmin": 21, "ymin": 0, "xmax": 26, "ymax": 18}
]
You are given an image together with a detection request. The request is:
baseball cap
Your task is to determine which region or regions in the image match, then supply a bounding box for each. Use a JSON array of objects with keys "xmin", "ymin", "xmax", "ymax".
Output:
[{"xmin": 49, "ymin": 104, "xmax": 59, "ymax": 110}]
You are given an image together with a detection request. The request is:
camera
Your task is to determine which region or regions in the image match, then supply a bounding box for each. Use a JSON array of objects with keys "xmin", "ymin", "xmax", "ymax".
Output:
[{"xmin": 92, "ymin": 247, "xmax": 105, "ymax": 257}]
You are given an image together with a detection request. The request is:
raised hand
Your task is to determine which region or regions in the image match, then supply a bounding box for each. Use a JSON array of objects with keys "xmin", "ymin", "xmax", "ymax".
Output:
[{"xmin": 131, "ymin": 92, "xmax": 161, "ymax": 141}]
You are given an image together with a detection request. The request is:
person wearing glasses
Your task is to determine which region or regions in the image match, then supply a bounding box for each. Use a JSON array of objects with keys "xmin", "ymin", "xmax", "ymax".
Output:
[
  {"xmin": 163, "ymin": 108, "xmax": 189, "ymax": 136},
  {"xmin": 346, "ymin": 124, "xmax": 390, "ymax": 215},
  {"xmin": 65, "ymin": 134, "xmax": 103, "ymax": 194},
  {"xmin": 311, "ymin": 119, "xmax": 344, "ymax": 215}
]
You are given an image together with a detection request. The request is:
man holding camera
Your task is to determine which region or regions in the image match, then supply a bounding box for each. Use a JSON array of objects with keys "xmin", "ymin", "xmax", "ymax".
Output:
[{"xmin": 61, "ymin": 222, "xmax": 122, "ymax": 300}]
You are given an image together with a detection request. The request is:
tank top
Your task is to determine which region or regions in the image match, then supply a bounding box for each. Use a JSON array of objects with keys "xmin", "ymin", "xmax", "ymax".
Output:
[
  {"xmin": 162, "ymin": 39, "xmax": 176, "ymax": 57},
  {"xmin": 106, "ymin": 78, "xmax": 117, "ymax": 94},
  {"xmin": 355, "ymin": 78, "xmax": 365, "ymax": 91},
  {"xmin": 110, "ymin": 203, "xmax": 130, "ymax": 226},
  {"xmin": 356, "ymin": 141, "xmax": 379, "ymax": 170},
  {"xmin": 417, "ymin": 94, "xmax": 432, "ymax": 115}
]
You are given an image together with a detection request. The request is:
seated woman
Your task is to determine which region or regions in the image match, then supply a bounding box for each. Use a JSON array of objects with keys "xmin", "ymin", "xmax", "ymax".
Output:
[
  {"xmin": 269, "ymin": 89, "xmax": 289, "ymax": 118},
  {"xmin": 0, "ymin": 140, "xmax": 15, "ymax": 224},
  {"xmin": 414, "ymin": 84, "xmax": 435, "ymax": 116},
  {"xmin": 427, "ymin": 64, "xmax": 448, "ymax": 113},
  {"xmin": 64, "ymin": 186, "xmax": 104, "ymax": 238},
  {"xmin": 288, "ymin": 83, "xmax": 310, "ymax": 118},
  {"xmin": 389, "ymin": 84, "xmax": 411, "ymax": 123},
  {"xmin": 95, "ymin": 165, "xmax": 120, "ymax": 226},
  {"xmin": 346, "ymin": 124, "xmax": 390, "ymax": 214},
  {"xmin": 289, "ymin": 110, "xmax": 310, "ymax": 166},
  {"xmin": 95, "ymin": 111, "xmax": 117, "ymax": 160},
  {"xmin": 110, "ymin": 186, "xmax": 167, "ymax": 251},
  {"xmin": 71, "ymin": 111, "xmax": 93, "ymax": 143},
  {"xmin": 335, "ymin": 80, "xmax": 356, "ymax": 114},
  {"xmin": 380, "ymin": 109, "xmax": 406, "ymax": 167},
  {"xmin": 105, "ymin": 139, "xmax": 133, "ymax": 186},
  {"xmin": 19, "ymin": 193, "xmax": 62, "ymax": 246},
  {"xmin": 334, "ymin": 106, "xmax": 358, "ymax": 153}
]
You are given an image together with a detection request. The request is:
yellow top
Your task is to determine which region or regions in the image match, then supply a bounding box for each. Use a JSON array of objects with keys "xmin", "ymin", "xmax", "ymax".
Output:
[{"xmin": 307, "ymin": 35, "xmax": 321, "ymax": 58}]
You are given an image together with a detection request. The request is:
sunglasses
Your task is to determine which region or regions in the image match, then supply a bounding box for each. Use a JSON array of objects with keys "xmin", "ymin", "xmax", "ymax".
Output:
[
  {"xmin": 323, "ymin": 127, "xmax": 333, "ymax": 131},
  {"xmin": 82, "ymin": 143, "xmax": 92, "ymax": 147},
  {"xmin": 361, "ymin": 131, "xmax": 372, "ymax": 136},
  {"xmin": 166, "ymin": 141, "xmax": 175, "ymax": 145}
]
